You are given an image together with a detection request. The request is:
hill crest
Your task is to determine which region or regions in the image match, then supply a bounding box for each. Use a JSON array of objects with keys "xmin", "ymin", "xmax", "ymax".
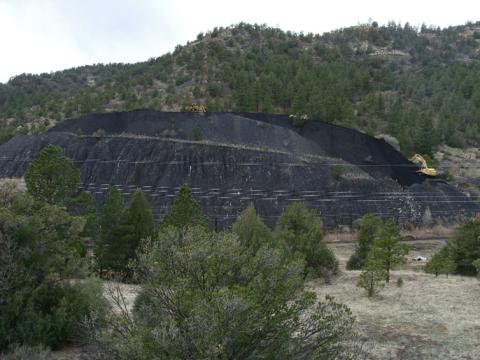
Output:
[{"xmin": 1, "ymin": 21, "xmax": 480, "ymax": 154}]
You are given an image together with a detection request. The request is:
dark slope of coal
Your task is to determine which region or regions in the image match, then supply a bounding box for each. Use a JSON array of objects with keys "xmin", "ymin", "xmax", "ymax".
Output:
[
  {"xmin": 0, "ymin": 110, "xmax": 478, "ymax": 229},
  {"xmin": 235, "ymin": 113, "xmax": 423, "ymax": 186},
  {"xmin": 51, "ymin": 110, "xmax": 325, "ymax": 157},
  {"xmin": 52, "ymin": 110, "xmax": 422, "ymax": 186}
]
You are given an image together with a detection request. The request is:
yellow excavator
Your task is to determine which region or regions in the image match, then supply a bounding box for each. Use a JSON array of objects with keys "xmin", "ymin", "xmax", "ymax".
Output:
[
  {"xmin": 184, "ymin": 103, "xmax": 206, "ymax": 113},
  {"xmin": 288, "ymin": 113, "xmax": 310, "ymax": 121},
  {"xmin": 409, "ymin": 154, "xmax": 437, "ymax": 177}
]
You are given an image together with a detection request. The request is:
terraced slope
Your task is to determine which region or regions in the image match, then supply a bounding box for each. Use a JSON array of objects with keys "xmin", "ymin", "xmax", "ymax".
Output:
[{"xmin": 0, "ymin": 110, "xmax": 477, "ymax": 229}]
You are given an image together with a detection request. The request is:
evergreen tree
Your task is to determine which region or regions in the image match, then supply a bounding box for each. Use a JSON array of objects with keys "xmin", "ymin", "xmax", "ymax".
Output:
[
  {"xmin": 347, "ymin": 214, "xmax": 383, "ymax": 270},
  {"xmin": 0, "ymin": 183, "xmax": 106, "ymax": 350},
  {"xmin": 472, "ymin": 259, "xmax": 480, "ymax": 278},
  {"xmin": 67, "ymin": 191, "xmax": 98, "ymax": 238},
  {"xmin": 446, "ymin": 219, "xmax": 480, "ymax": 276},
  {"xmin": 160, "ymin": 185, "xmax": 209, "ymax": 230},
  {"xmin": 424, "ymin": 247, "xmax": 456, "ymax": 277},
  {"xmin": 24, "ymin": 144, "xmax": 80, "ymax": 205},
  {"xmin": 368, "ymin": 220, "xmax": 409, "ymax": 283},
  {"xmin": 275, "ymin": 202, "xmax": 337, "ymax": 279},
  {"xmin": 116, "ymin": 189, "xmax": 155, "ymax": 274},
  {"xmin": 95, "ymin": 186, "xmax": 124, "ymax": 274},
  {"xmin": 414, "ymin": 113, "xmax": 434, "ymax": 156},
  {"xmin": 232, "ymin": 204, "xmax": 273, "ymax": 254},
  {"xmin": 357, "ymin": 257, "xmax": 387, "ymax": 297}
]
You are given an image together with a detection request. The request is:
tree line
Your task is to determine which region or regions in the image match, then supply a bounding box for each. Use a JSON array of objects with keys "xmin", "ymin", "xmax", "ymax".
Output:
[
  {"xmin": 2, "ymin": 143, "xmax": 479, "ymax": 357},
  {"xmin": 0, "ymin": 145, "xmax": 365, "ymax": 359},
  {"xmin": 2, "ymin": 21, "xmax": 480, "ymax": 156},
  {"xmin": 348, "ymin": 213, "xmax": 480, "ymax": 297}
]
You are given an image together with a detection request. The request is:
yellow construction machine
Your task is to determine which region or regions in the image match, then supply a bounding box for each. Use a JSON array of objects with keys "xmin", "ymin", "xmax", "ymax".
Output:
[
  {"xmin": 409, "ymin": 154, "xmax": 437, "ymax": 177},
  {"xmin": 288, "ymin": 113, "xmax": 310, "ymax": 127},
  {"xmin": 184, "ymin": 103, "xmax": 207, "ymax": 113},
  {"xmin": 288, "ymin": 113, "xmax": 310, "ymax": 121}
]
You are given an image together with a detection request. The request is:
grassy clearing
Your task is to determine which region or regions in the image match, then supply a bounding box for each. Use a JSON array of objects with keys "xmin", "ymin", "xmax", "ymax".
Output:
[
  {"xmin": 48, "ymin": 239, "xmax": 479, "ymax": 359},
  {"xmin": 312, "ymin": 240, "xmax": 480, "ymax": 360}
]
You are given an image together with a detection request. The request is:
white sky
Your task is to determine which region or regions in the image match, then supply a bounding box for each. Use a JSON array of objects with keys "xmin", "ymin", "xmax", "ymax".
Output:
[{"xmin": 0, "ymin": 0, "xmax": 479, "ymax": 83}]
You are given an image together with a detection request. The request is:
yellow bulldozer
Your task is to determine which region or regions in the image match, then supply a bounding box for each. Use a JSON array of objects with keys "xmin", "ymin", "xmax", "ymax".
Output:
[
  {"xmin": 409, "ymin": 154, "xmax": 437, "ymax": 177},
  {"xmin": 184, "ymin": 103, "xmax": 206, "ymax": 113}
]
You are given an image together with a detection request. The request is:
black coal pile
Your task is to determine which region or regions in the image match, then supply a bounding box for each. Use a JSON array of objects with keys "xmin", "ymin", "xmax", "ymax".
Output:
[{"xmin": 0, "ymin": 110, "xmax": 478, "ymax": 229}]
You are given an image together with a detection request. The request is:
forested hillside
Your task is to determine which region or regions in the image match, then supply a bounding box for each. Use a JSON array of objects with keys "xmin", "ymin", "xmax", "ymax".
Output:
[{"xmin": 1, "ymin": 21, "xmax": 480, "ymax": 155}]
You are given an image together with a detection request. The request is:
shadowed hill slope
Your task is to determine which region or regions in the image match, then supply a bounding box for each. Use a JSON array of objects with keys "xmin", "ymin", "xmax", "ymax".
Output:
[
  {"xmin": 0, "ymin": 110, "xmax": 478, "ymax": 229},
  {"xmin": 51, "ymin": 110, "xmax": 422, "ymax": 186}
]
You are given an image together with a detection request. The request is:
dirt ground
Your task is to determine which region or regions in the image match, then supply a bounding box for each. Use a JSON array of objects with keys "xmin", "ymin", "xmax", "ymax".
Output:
[{"xmin": 312, "ymin": 240, "xmax": 480, "ymax": 360}]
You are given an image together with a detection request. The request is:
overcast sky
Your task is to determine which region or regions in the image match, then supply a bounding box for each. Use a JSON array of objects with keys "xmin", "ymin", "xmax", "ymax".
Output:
[{"xmin": 1, "ymin": 0, "xmax": 479, "ymax": 83}]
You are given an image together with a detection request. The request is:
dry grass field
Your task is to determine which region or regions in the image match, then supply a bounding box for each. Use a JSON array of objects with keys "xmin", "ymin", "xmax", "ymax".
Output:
[
  {"xmin": 312, "ymin": 240, "xmax": 480, "ymax": 360},
  {"xmin": 48, "ymin": 239, "xmax": 479, "ymax": 359}
]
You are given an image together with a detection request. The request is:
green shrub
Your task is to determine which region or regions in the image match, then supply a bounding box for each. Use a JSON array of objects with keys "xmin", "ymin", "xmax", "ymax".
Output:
[
  {"xmin": 357, "ymin": 258, "xmax": 387, "ymax": 297},
  {"xmin": 346, "ymin": 251, "xmax": 363, "ymax": 270},
  {"xmin": 332, "ymin": 162, "xmax": 343, "ymax": 180},
  {"xmin": 0, "ymin": 279, "xmax": 106, "ymax": 350},
  {"xmin": 99, "ymin": 227, "xmax": 363, "ymax": 359}
]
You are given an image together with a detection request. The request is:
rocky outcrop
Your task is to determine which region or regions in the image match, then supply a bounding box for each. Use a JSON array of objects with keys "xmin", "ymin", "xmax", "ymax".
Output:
[{"xmin": 0, "ymin": 111, "xmax": 478, "ymax": 229}]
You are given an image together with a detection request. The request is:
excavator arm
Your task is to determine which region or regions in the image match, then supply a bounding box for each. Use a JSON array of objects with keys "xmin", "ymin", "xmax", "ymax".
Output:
[{"xmin": 409, "ymin": 154, "xmax": 437, "ymax": 177}]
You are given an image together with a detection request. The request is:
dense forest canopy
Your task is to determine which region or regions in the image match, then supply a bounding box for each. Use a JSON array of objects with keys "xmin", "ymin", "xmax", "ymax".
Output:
[{"xmin": 1, "ymin": 21, "xmax": 480, "ymax": 154}]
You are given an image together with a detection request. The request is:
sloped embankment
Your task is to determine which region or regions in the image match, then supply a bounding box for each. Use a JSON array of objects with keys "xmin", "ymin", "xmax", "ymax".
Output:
[{"xmin": 0, "ymin": 110, "xmax": 477, "ymax": 229}]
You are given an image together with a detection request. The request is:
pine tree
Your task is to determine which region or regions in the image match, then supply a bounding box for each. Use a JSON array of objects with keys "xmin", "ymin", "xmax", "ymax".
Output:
[
  {"xmin": 275, "ymin": 202, "xmax": 337, "ymax": 279},
  {"xmin": 160, "ymin": 185, "xmax": 209, "ymax": 230},
  {"xmin": 368, "ymin": 220, "xmax": 409, "ymax": 283},
  {"xmin": 357, "ymin": 257, "xmax": 387, "ymax": 297},
  {"xmin": 232, "ymin": 204, "xmax": 273, "ymax": 254},
  {"xmin": 425, "ymin": 247, "xmax": 457, "ymax": 277},
  {"xmin": 116, "ymin": 189, "xmax": 155, "ymax": 273},
  {"xmin": 414, "ymin": 113, "xmax": 434, "ymax": 156},
  {"xmin": 95, "ymin": 186, "xmax": 124, "ymax": 274},
  {"xmin": 347, "ymin": 214, "xmax": 383, "ymax": 270},
  {"xmin": 446, "ymin": 219, "xmax": 480, "ymax": 275},
  {"xmin": 24, "ymin": 144, "xmax": 80, "ymax": 205},
  {"xmin": 472, "ymin": 259, "xmax": 480, "ymax": 278},
  {"xmin": 69, "ymin": 191, "xmax": 97, "ymax": 238}
]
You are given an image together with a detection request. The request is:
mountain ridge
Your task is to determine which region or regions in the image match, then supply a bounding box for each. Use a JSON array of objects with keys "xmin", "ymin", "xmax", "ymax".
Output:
[{"xmin": 1, "ymin": 21, "xmax": 480, "ymax": 154}]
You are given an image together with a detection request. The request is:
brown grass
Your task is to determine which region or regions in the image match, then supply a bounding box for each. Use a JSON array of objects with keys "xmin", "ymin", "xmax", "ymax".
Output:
[
  {"xmin": 48, "ymin": 239, "xmax": 479, "ymax": 359},
  {"xmin": 312, "ymin": 240, "xmax": 480, "ymax": 359},
  {"xmin": 404, "ymin": 225, "xmax": 455, "ymax": 240},
  {"xmin": 0, "ymin": 177, "xmax": 26, "ymax": 190},
  {"xmin": 325, "ymin": 225, "xmax": 456, "ymax": 244}
]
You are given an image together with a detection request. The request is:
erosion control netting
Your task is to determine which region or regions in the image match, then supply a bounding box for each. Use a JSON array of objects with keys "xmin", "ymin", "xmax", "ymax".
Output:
[
  {"xmin": 236, "ymin": 113, "xmax": 423, "ymax": 186},
  {"xmin": 0, "ymin": 110, "xmax": 476, "ymax": 229},
  {"xmin": 52, "ymin": 110, "xmax": 421, "ymax": 186}
]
